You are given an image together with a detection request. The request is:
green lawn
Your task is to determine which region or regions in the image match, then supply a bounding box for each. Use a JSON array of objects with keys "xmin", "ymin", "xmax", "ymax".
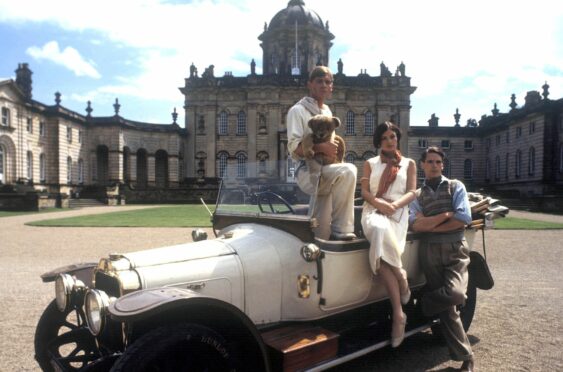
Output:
[
  {"xmin": 493, "ymin": 217, "xmax": 563, "ymax": 230},
  {"xmin": 0, "ymin": 208, "xmax": 62, "ymax": 218},
  {"xmin": 27, "ymin": 205, "xmax": 214, "ymax": 227}
]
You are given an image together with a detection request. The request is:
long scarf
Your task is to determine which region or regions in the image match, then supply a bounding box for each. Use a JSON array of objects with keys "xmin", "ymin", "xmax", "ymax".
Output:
[
  {"xmin": 376, "ymin": 150, "xmax": 402, "ymax": 198},
  {"xmin": 297, "ymin": 96, "xmax": 327, "ymax": 116}
]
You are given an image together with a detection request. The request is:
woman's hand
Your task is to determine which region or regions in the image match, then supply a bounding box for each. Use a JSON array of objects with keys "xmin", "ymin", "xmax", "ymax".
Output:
[{"xmin": 376, "ymin": 199, "xmax": 397, "ymax": 216}]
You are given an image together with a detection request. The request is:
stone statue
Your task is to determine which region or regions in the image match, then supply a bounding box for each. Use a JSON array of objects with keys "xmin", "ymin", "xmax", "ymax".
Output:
[
  {"xmin": 202, "ymin": 65, "xmax": 215, "ymax": 78},
  {"xmin": 398, "ymin": 61, "xmax": 405, "ymax": 76},
  {"xmin": 250, "ymin": 59, "xmax": 256, "ymax": 75},
  {"xmin": 337, "ymin": 58, "xmax": 343, "ymax": 74},
  {"xmin": 189, "ymin": 63, "xmax": 196, "ymax": 78}
]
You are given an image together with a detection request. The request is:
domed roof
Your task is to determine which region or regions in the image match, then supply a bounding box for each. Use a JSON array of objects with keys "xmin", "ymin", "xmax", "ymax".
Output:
[{"xmin": 268, "ymin": 0, "xmax": 325, "ymax": 30}]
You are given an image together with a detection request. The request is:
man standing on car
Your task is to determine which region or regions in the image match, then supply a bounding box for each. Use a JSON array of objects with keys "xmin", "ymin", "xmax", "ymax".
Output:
[
  {"xmin": 287, "ymin": 66, "xmax": 357, "ymax": 240},
  {"xmin": 409, "ymin": 147, "xmax": 475, "ymax": 372}
]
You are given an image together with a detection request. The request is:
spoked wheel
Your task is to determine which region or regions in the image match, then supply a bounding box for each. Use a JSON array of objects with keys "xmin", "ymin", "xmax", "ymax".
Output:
[
  {"xmin": 34, "ymin": 300, "xmax": 100, "ymax": 371},
  {"xmin": 111, "ymin": 323, "xmax": 239, "ymax": 372}
]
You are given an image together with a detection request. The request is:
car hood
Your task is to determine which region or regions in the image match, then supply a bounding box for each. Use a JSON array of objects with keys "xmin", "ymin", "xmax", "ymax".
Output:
[{"xmin": 118, "ymin": 238, "xmax": 235, "ymax": 269}]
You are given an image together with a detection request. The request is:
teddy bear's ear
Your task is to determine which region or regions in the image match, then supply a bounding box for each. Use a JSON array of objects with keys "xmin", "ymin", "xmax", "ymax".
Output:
[{"xmin": 332, "ymin": 117, "xmax": 341, "ymax": 128}]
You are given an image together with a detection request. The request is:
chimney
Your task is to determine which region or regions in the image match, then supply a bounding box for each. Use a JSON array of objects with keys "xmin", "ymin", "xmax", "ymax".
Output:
[
  {"xmin": 15, "ymin": 63, "xmax": 33, "ymax": 100},
  {"xmin": 524, "ymin": 91, "xmax": 541, "ymax": 106}
]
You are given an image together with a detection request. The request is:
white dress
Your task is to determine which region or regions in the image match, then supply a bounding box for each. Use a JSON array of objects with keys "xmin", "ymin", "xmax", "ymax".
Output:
[{"xmin": 361, "ymin": 156, "xmax": 411, "ymax": 273}]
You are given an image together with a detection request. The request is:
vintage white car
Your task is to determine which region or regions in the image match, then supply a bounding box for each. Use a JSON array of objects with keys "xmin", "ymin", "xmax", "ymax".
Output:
[{"xmin": 34, "ymin": 172, "xmax": 504, "ymax": 372}]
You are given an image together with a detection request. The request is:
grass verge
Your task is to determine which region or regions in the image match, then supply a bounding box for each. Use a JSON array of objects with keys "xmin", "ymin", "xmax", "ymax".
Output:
[
  {"xmin": 493, "ymin": 217, "xmax": 563, "ymax": 230},
  {"xmin": 27, "ymin": 205, "xmax": 214, "ymax": 227}
]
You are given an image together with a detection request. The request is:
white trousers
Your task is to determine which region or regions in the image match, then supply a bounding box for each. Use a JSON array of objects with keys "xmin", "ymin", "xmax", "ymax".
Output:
[{"xmin": 297, "ymin": 161, "xmax": 357, "ymax": 239}]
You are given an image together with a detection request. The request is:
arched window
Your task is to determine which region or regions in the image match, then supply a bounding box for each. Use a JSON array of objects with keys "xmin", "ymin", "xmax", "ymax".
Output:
[
  {"xmin": 217, "ymin": 152, "xmax": 228, "ymax": 178},
  {"xmin": 495, "ymin": 155, "xmax": 500, "ymax": 180},
  {"xmin": 27, "ymin": 151, "xmax": 33, "ymax": 181},
  {"xmin": 155, "ymin": 150, "xmax": 169, "ymax": 188},
  {"xmin": 39, "ymin": 153, "xmax": 45, "ymax": 182},
  {"xmin": 218, "ymin": 111, "xmax": 228, "ymax": 135},
  {"xmin": 236, "ymin": 111, "xmax": 247, "ymax": 135},
  {"xmin": 67, "ymin": 156, "xmax": 72, "ymax": 184},
  {"xmin": 515, "ymin": 150, "xmax": 522, "ymax": 178},
  {"xmin": 528, "ymin": 147, "xmax": 535, "ymax": 176},
  {"xmin": 463, "ymin": 159, "xmax": 473, "ymax": 180},
  {"xmin": 78, "ymin": 158, "xmax": 84, "ymax": 184},
  {"xmin": 345, "ymin": 153, "xmax": 355, "ymax": 164},
  {"xmin": 0, "ymin": 145, "xmax": 4, "ymax": 183},
  {"xmin": 136, "ymin": 149, "xmax": 148, "ymax": 189},
  {"xmin": 346, "ymin": 110, "xmax": 355, "ymax": 135},
  {"xmin": 363, "ymin": 151, "xmax": 377, "ymax": 160},
  {"xmin": 364, "ymin": 111, "xmax": 374, "ymax": 135},
  {"xmin": 236, "ymin": 152, "xmax": 247, "ymax": 178}
]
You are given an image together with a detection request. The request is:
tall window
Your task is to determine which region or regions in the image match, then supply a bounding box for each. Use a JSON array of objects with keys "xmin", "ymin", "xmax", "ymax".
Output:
[
  {"xmin": 217, "ymin": 152, "xmax": 228, "ymax": 178},
  {"xmin": 218, "ymin": 111, "xmax": 228, "ymax": 135},
  {"xmin": 78, "ymin": 130, "xmax": 83, "ymax": 143},
  {"xmin": 78, "ymin": 158, "xmax": 84, "ymax": 183},
  {"xmin": 505, "ymin": 153, "xmax": 509, "ymax": 180},
  {"xmin": 506, "ymin": 131, "xmax": 510, "ymax": 144},
  {"xmin": 495, "ymin": 135, "xmax": 500, "ymax": 145},
  {"xmin": 1, "ymin": 107, "xmax": 10, "ymax": 126},
  {"xmin": 345, "ymin": 111, "xmax": 355, "ymax": 135},
  {"xmin": 27, "ymin": 118, "xmax": 33, "ymax": 133},
  {"xmin": 441, "ymin": 140, "xmax": 450, "ymax": 149},
  {"xmin": 515, "ymin": 150, "xmax": 522, "ymax": 177},
  {"xmin": 0, "ymin": 145, "xmax": 4, "ymax": 183},
  {"xmin": 485, "ymin": 158, "xmax": 491, "ymax": 180},
  {"xmin": 67, "ymin": 156, "xmax": 72, "ymax": 183},
  {"xmin": 464, "ymin": 140, "xmax": 473, "ymax": 150},
  {"xmin": 40, "ymin": 121, "xmax": 46, "ymax": 137},
  {"xmin": 236, "ymin": 152, "xmax": 247, "ymax": 178},
  {"xmin": 528, "ymin": 147, "xmax": 535, "ymax": 175},
  {"xmin": 364, "ymin": 111, "xmax": 374, "ymax": 135},
  {"xmin": 236, "ymin": 111, "xmax": 246, "ymax": 135},
  {"xmin": 529, "ymin": 121, "xmax": 536, "ymax": 134},
  {"xmin": 495, "ymin": 155, "xmax": 500, "ymax": 181},
  {"xmin": 516, "ymin": 127, "xmax": 522, "ymax": 138},
  {"xmin": 443, "ymin": 158, "xmax": 450, "ymax": 177},
  {"xmin": 418, "ymin": 139, "xmax": 428, "ymax": 148},
  {"xmin": 39, "ymin": 153, "xmax": 45, "ymax": 182},
  {"xmin": 27, "ymin": 151, "xmax": 33, "ymax": 181},
  {"xmin": 67, "ymin": 126, "xmax": 72, "ymax": 143},
  {"xmin": 463, "ymin": 159, "xmax": 473, "ymax": 180}
]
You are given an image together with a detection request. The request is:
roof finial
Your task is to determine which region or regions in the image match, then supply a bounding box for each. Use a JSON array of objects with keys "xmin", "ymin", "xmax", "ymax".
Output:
[
  {"xmin": 172, "ymin": 107, "xmax": 178, "ymax": 124},
  {"xmin": 113, "ymin": 98, "xmax": 121, "ymax": 116},
  {"xmin": 54, "ymin": 92, "xmax": 61, "ymax": 106},
  {"xmin": 454, "ymin": 108, "xmax": 461, "ymax": 127},
  {"xmin": 542, "ymin": 81, "xmax": 550, "ymax": 100},
  {"xmin": 86, "ymin": 101, "xmax": 93, "ymax": 117}
]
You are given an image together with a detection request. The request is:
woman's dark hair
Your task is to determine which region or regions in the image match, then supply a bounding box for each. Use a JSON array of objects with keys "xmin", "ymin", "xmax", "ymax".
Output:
[
  {"xmin": 373, "ymin": 121, "xmax": 401, "ymax": 148},
  {"xmin": 420, "ymin": 146, "xmax": 446, "ymax": 162}
]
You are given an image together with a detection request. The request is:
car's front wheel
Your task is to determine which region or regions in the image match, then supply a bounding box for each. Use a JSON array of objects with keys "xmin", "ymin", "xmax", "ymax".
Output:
[
  {"xmin": 110, "ymin": 323, "xmax": 239, "ymax": 372},
  {"xmin": 34, "ymin": 300, "xmax": 99, "ymax": 371}
]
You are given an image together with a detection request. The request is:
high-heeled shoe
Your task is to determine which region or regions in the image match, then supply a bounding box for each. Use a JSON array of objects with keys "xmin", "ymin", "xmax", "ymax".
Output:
[{"xmin": 391, "ymin": 313, "xmax": 407, "ymax": 348}]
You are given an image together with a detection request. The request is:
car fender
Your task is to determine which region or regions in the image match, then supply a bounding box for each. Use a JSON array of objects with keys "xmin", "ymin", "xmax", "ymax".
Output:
[
  {"xmin": 40, "ymin": 262, "xmax": 97, "ymax": 286},
  {"xmin": 109, "ymin": 287, "xmax": 271, "ymax": 371}
]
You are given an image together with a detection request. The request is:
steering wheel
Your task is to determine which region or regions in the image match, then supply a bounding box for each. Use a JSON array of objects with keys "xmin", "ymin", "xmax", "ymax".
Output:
[{"xmin": 255, "ymin": 191, "xmax": 295, "ymax": 214}]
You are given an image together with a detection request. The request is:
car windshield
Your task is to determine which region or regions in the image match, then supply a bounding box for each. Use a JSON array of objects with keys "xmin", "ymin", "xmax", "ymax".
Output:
[{"xmin": 214, "ymin": 161, "xmax": 314, "ymax": 218}]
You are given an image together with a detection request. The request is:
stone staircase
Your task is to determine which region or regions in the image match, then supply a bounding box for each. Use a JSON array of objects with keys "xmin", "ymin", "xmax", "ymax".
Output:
[{"xmin": 69, "ymin": 198, "xmax": 106, "ymax": 208}]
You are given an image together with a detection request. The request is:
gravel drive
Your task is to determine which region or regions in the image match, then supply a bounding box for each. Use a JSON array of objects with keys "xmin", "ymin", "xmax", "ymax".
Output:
[{"xmin": 0, "ymin": 206, "xmax": 561, "ymax": 371}]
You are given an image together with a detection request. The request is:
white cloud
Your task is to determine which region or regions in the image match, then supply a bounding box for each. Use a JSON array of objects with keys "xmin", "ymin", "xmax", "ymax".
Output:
[
  {"xmin": 26, "ymin": 41, "xmax": 101, "ymax": 79},
  {"xmin": 3, "ymin": 0, "xmax": 562, "ymax": 126}
]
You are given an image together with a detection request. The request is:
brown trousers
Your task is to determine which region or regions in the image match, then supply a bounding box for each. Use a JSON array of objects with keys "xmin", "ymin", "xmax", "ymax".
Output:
[{"xmin": 419, "ymin": 239, "xmax": 473, "ymax": 362}]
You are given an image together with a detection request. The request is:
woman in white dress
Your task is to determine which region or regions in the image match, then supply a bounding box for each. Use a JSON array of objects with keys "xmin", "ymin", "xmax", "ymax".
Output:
[{"xmin": 361, "ymin": 122, "xmax": 417, "ymax": 347}]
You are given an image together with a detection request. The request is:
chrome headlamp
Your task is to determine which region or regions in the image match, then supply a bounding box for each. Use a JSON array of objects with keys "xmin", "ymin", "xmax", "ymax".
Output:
[
  {"xmin": 300, "ymin": 243, "xmax": 321, "ymax": 262},
  {"xmin": 55, "ymin": 273, "xmax": 76, "ymax": 312},
  {"xmin": 85, "ymin": 289, "xmax": 112, "ymax": 336}
]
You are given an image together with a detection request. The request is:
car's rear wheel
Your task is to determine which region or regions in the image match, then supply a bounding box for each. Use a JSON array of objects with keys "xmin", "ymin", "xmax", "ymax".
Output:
[
  {"xmin": 430, "ymin": 280, "xmax": 477, "ymax": 340},
  {"xmin": 110, "ymin": 323, "xmax": 239, "ymax": 372},
  {"xmin": 34, "ymin": 300, "xmax": 99, "ymax": 371}
]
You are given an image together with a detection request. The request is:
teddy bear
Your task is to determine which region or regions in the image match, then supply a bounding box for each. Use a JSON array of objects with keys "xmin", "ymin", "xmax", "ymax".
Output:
[{"xmin": 302, "ymin": 114, "xmax": 346, "ymax": 165}]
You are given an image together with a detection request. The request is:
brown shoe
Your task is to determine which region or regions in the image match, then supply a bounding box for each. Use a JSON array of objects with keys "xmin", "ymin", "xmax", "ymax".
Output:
[{"xmin": 460, "ymin": 358, "xmax": 474, "ymax": 372}]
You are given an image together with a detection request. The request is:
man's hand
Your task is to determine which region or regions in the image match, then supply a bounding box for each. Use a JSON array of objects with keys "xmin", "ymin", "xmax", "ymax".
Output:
[{"xmin": 314, "ymin": 141, "xmax": 338, "ymax": 163}]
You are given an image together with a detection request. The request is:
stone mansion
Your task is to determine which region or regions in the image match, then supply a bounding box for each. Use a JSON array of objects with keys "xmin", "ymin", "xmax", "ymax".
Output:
[{"xmin": 1, "ymin": 0, "xmax": 561, "ymax": 210}]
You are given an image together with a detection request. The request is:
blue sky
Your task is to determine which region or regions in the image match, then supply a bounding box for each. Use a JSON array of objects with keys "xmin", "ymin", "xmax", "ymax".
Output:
[{"xmin": 1, "ymin": 0, "xmax": 562, "ymax": 126}]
